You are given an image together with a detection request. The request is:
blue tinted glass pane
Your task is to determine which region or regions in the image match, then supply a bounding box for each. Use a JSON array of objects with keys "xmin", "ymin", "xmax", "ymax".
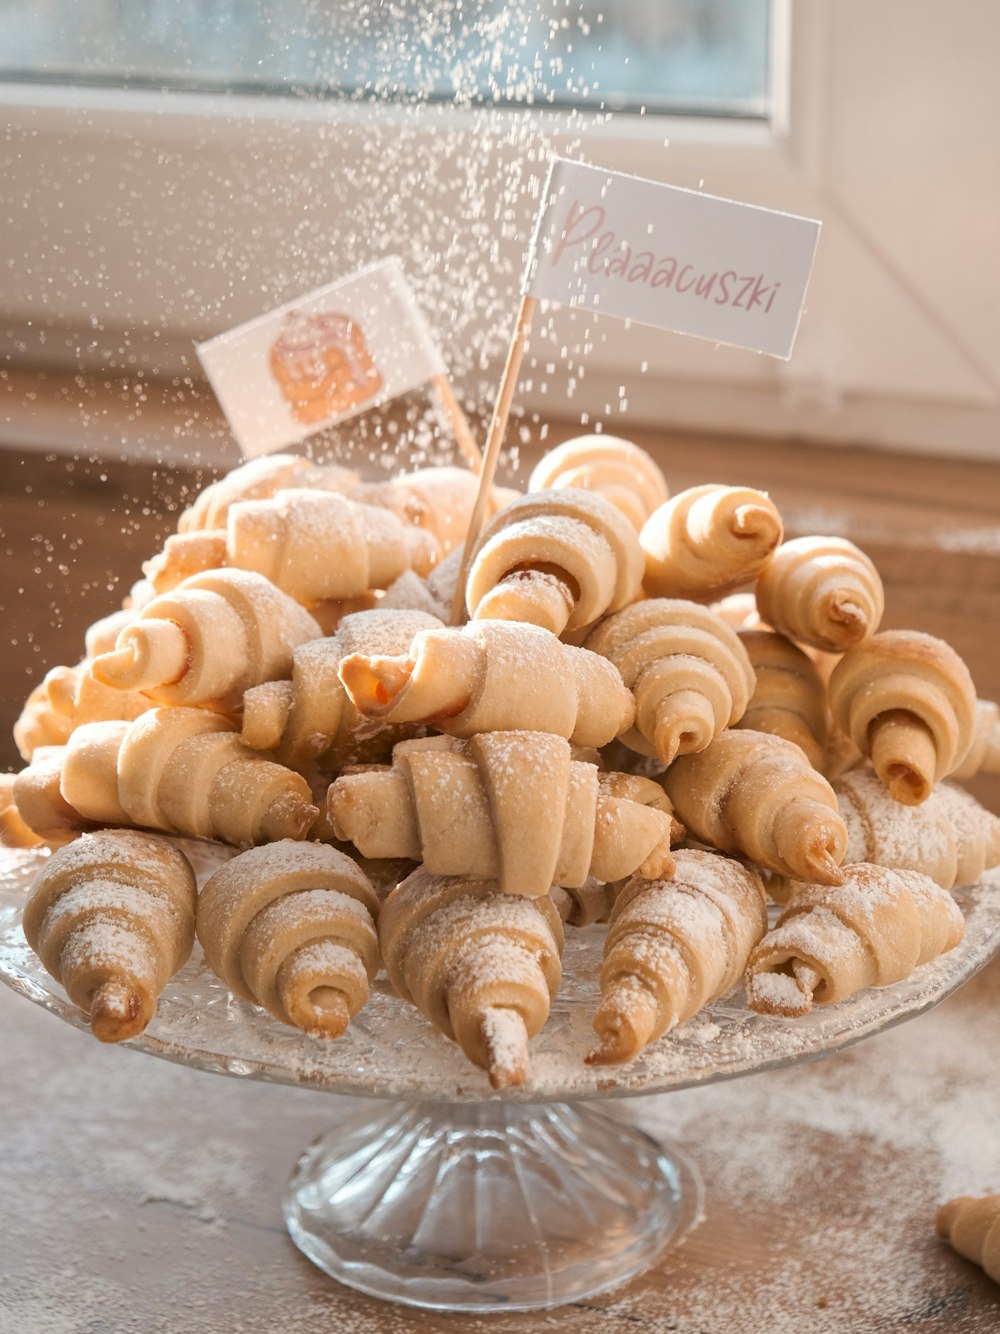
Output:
[{"xmin": 0, "ymin": 1, "xmax": 770, "ymax": 117}]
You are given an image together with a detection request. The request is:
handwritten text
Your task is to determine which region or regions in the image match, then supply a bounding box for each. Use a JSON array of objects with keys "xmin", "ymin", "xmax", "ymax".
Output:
[{"xmin": 550, "ymin": 199, "xmax": 783, "ymax": 315}]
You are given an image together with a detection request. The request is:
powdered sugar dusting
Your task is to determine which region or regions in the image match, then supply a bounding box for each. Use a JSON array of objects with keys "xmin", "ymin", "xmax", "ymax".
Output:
[
  {"xmin": 335, "ymin": 606, "xmax": 443, "ymax": 658},
  {"xmin": 37, "ymin": 828, "xmax": 191, "ymax": 887},
  {"xmin": 757, "ymin": 904, "xmax": 855, "ymax": 972},
  {"xmin": 480, "ymin": 1005, "xmax": 529, "ymax": 1083},
  {"xmin": 746, "ymin": 967, "xmax": 809, "ymax": 1014},
  {"xmin": 3, "ymin": 840, "xmax": 1000, "ymax": 1330},
  {"xmin": 3, "ymin": 844, "xmax": 999, "ymax": 1104},
  {"xmin": 58, "ymin": 915, "xmax": 157, "ymax": 984},
  {"xmin": 835, "ymin": 766, "xmax": 1000, "ymax": 889}
]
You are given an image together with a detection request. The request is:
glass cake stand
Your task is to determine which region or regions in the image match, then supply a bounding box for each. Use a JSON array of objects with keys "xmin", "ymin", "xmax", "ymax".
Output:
[{"xmin": 2, "ymin": 841, "xmax": 999, "ymax": 1314}]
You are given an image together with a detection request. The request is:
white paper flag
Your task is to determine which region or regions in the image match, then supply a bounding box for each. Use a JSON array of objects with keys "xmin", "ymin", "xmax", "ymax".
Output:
[
  {"xmin": 196, "ymin": 256, "xmax": 447, "ymax": 458},
  {"xmin": 525, "ymin": 158, "xmax": 821, "ymax": 359}
]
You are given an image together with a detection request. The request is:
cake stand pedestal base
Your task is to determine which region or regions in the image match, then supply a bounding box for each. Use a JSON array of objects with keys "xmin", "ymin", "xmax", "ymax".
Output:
[{"xmin": 284, "ymin": 1098, "xmax": 702, "ymax": 1312}]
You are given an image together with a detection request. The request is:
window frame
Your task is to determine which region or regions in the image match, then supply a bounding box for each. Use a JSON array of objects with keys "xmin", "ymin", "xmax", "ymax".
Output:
[{"xmin": 2, "ymin": 0, "xmax": 998, "ymax": 462}]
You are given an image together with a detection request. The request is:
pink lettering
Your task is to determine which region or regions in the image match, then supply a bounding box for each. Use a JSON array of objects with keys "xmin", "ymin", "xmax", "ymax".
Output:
[
  {"xmin": 546, "ymin": 204, "xmax": 785, "ymax": 324},
  {"xmin": 651, "ymin": 257, "xmax": 678, "ymax": 288},
  {"xmin": 745, "ymin": 275, "xmax": 773, "ymax": 312},
  {"xmin": 715, "ymin": 270, "xmax": 736, "ymax": 305},
  {"xmin": 675, "ymin": 264, "xmax": 697, "ymax": 294},
  {"xmin": 606, "ymin": 242, "xmax": 633, "ymax": 279},
  {"xmin": 628, "ymin": 251, "xmax": 655, "ymax": 283},
  {"xmin": 550, "ymin": 200, "xmax": 606, "ymax": 269},
  {"xmin": 587, "ymin": 231, "xmax": 617, "ymax": 275},
  {"xmin": 732, "ymin": 276, "xmax": 756, "ymax": 309}
]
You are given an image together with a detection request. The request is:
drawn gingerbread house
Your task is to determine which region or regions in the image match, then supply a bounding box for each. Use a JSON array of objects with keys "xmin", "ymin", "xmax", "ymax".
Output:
[{"xmin": 269, "ymin": 309, "xmax": 383, "ymax": 425}]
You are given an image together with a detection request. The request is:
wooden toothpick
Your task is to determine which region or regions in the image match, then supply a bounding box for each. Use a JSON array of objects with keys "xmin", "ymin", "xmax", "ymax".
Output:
[
  {"xmin": 449, "ymin": 294, "xmax": 537, "ymax": 626},
  {"xmin": 431, "ymin": 374, "xmax": 482, "ymax": 472}
]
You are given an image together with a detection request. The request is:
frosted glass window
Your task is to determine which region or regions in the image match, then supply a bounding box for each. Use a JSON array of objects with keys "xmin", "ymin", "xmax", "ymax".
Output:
[{"xmin": 0, "ymin": 0, "xmax": 771, "ymax": 118}]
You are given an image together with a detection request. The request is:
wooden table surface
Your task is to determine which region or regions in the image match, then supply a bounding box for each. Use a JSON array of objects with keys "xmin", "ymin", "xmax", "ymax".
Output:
[{"xmin": 2, "ymin": 389, "xmax": 1000, "ymax": 1333}]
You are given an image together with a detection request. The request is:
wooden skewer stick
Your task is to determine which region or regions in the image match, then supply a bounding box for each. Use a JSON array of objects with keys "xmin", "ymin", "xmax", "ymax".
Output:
[
  {"xmin": 431, "ymin": 374, "xmax": 482, "ymax": 473},
  {"xmin": 449, "ymin": 294, "xmax": 537, "ymax": 626}
]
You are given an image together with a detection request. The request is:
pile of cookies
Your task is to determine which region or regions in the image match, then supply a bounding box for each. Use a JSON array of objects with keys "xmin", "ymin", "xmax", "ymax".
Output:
[{"xmin": 4, "ymin": 436, "xmax": 1000, "ymax": 1092}]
